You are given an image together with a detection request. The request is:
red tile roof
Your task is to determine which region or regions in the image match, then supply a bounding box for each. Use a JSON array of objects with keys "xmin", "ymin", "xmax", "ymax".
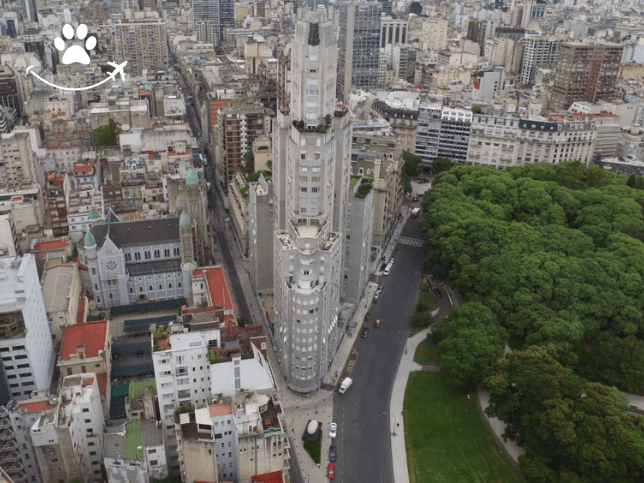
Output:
[
  {"xmin": 192, "ymin": 267, "xmax": 235, "ymax": 311},
  {"xmin": 251, "ymin": 471, "xmax": 284, "ymax": 483},
  {"xmin": 209, "ymin": 404, "xmax": 233, "ymax": 417},
  {"xmin": 96, "ymin": 372, "xmax": 107, "ymax": 396},
  {"xmin": 73, "ymin": 165, "xmax": 93, "ymax": 173},
  {"xmin": 60, "ymin": 321, "xmax": 108, "ymax": 360},
  {"xmin": 33, "ymin": 238, "xmax": 68, "ymax": 251},
  {"xmin": 76, "ymin": 297, "xmax": 85, "ymax": 325},
  {"xmin": 18, "ymin": 400, "xmax": 55, "ymax": 413}
]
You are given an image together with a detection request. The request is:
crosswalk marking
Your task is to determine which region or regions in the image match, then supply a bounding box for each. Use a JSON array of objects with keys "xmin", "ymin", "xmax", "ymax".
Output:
[{"xmin": 398, "ymin": 237, "xmax": 425, "ymax": 247}]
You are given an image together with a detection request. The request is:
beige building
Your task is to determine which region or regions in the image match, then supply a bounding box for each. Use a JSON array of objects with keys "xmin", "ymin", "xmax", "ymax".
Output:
[
  {"xmin": 421, "ymin": 18, "xmax": 448, "ymax": 51},
  {"xmin": 31, "ymin": 374, "xmax": 106, "ymax": 483},
  {"xmin": 467, "ymin": 114, "xmax": 597, "ymax": 168},
  {"xmin": 41, "ymin": 260, "xmax": 81, "ymax": 342},
  {"xmin": 229, "ymin": 170, "xmax": 250, "ymax": 257},
  {"xmin": 253, "ymin": 135, "xmax": 272, "ymax": 172},
  {"xmin": 113, "ymin": 20, "xmax": 169, "ymax": 76},
  {"xmin": 177, "ymin": 392, "xmax": 289, "ymax": 483},
  {"xmin": 350, "ymin": 127, "xmax": 404, "ymax": 249}
]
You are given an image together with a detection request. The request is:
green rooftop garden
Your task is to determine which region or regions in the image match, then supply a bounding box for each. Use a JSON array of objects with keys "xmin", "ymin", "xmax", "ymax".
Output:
[
  {"xmin": 124, "ymin": 420, "xmax": 144, "ymax": 460},
  {"xmin": 350, "ymin": 176, "xmax": 360, "ymax": 187},
  {"xmin": 126, "ymin": 380, "xmax": 156, "ymax": 405},
  {"xmin": 355, "ymin": 178, "xmax": 373, "ymax": 198}
]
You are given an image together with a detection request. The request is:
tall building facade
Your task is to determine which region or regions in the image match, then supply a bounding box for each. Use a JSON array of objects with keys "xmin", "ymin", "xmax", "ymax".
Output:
[
  {"xmin": 0, "ymin": 254, "xmax": 55, "ymax": 402},
  {"xmin": 113, "ymin": 20, "xmax": 169, "ymax": 76},
  {"xmin": 520, "ymin": 37, "xmax": 559, "ymax": 85},
  {"xmin": 415, "ymin": 105, "xmax": 473, "ymax": 165},
  {"xmin": 334, "ymin": 2, "xmax": 382, "ymax": 101},
  {"xmin": 272, "ymin": 8, "xmax": 351, "ymax": 393},
  {"xmin": 380, "ymin": 16, "xmax": 407, "ymax": 48},
  {"xmin": 193, "ymin": 0, "xmax": 235, "ymax": 45},
  {"xmin": 549, "ymin": 43, "xmax": 624, "ymax": 111}
]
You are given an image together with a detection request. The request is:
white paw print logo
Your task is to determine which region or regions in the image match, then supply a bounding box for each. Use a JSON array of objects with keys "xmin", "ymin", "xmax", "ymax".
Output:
[{"xmin": 54, "ymin": 24, "xmax": 96, "ymax": 65}]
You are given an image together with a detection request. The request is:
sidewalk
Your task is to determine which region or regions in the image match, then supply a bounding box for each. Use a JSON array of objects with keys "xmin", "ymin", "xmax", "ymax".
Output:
[
  {"xmin": 373, "ymin": 206, "xmax": 411, "ymax": 276},
  {"xmin": 389, "ymin": 328, "xmax": 526, "ymax": 483}
]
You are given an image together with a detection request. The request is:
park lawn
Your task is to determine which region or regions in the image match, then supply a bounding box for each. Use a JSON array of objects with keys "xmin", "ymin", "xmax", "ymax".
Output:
[
  {"xmin": 404, "ymin": 372, "xmax": 523, "ymax": 483},
  {"xmin": 409, "ymin": 290, "xmax": 440, "ymax": 337},
  {"xmin": 413, "ymin": 337, "xmax": 440, "ymax": 365}
]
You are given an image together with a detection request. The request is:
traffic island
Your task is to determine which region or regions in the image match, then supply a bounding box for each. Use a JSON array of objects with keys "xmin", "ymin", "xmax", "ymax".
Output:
[
  {"xmin": 409, "ymin": 282, "xmax": 440, "ymax": 337},
  {"xmin": 302, "ymin": 420, "xmax": 322, "ymax": 464}
]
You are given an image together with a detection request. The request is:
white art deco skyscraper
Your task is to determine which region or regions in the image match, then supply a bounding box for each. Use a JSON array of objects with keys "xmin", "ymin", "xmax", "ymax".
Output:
[{"xmin": 272, "ymin": 7, "xmax": 351, "ymax": 393}]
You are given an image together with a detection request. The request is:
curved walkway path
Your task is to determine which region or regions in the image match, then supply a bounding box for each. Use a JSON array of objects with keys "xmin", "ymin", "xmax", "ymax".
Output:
[{"xmin": 389, "ymin": 327, "xmax": 524, "ymax": 483}]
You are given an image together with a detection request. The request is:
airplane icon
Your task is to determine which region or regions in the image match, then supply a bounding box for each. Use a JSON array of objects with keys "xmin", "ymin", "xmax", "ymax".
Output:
[{"xmin": 107, "ymin": 61, "xmax": 127, "ymax": 81}]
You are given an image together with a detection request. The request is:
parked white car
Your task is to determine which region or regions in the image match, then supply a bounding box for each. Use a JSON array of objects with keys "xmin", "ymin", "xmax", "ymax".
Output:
[{"xmin": 329, "ymin": 422, "xmax": 337, "ymax": 439}]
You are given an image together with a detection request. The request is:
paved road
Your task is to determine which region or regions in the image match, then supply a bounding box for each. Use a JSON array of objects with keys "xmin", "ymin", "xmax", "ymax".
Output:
[{"xmin": 332, "ymin": 215, "xmax": 439, "ymax": 482}]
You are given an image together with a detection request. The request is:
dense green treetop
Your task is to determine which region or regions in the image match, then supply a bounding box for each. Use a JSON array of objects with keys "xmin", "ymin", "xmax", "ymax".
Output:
[{"xmin": 422, "ymin": 162, "xmax": 644, "ymax": 392}]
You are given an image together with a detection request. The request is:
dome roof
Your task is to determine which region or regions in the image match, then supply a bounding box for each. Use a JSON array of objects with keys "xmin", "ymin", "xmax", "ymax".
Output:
[
  {"xmin": 89, "ymin": 208, "xmax": 99, "ymax": 220},
  {"xmin": 177, "ymin": 195, "xmax": 186, "ymax": 209},
  {"xmin": 186, "ymin": 169, "xmax": 198, "ymax": 186},
  {"xmin": 180, "ymin": 212, "xmax": 191, "ymax": 227},
  {"xmin": 84, "ymin": 231, "xmax": 96, "ymax": 247}
]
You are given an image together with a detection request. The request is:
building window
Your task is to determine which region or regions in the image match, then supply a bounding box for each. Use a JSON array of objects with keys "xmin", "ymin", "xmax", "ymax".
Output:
[
  {"xmin": 144, "ymin": 251, "xmax": 151, "ymax": 260},
  {"xmin": 164, "ymin": 248, "xmax": 170, "ymax": 257},
  {"xmin": 159, "ymin": 284, "xmax": 163, "ymax": 290},
  {"xmin": 125, "ymin": 253, "xmax": 132, "ymax": 262},
  {"xmin": 91, "ymin": 268, "xmax": 96, "ymax": 275},
  {"xmin": 135, "ymin": 252, "xmax": 141, "ymax": 260},
  {"xmin": 154, "ymin": 250, "xmax": 160, "ymax": 258}
]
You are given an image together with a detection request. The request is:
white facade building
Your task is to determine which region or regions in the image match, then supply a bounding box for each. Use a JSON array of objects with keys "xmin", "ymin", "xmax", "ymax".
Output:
[
  {"xmin": 31, "ymin": 374, "xmax": 105, "ymax": 483},
  {"xmin": 0, "ymin": 254, "xmax": 55, "ymax": 401},
  {"xmin": 272, "ymin": 8, "xmax": 351, "ymax": 393}
]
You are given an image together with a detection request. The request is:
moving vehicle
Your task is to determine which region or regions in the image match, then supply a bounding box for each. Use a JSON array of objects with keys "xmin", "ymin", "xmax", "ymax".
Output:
[
  {"xmin": 434, "ymin": 288, "xmax": 442, "ymax": 298},
  {"xmin": 329, "ymin": 445, "xmax": 337, "ymax": 462},
  {"xmin": 361, "ymin": 328, "xmax": 369, "ymax": 339},
  {"xmin": 338, "ymin": 377, "xmax": 353, "ymax": 394},
  {"xmin": 328, "ymin": 462, "xmax": 335, "ymax": 479},
  {"xmin": 410, "ymin": 207, "xmax": 421, "ymax": 219},
  {"xmin": 329, "ymin": 422, "xmax": 337, "ymax": 439},
  {"xmin": 375, "ymin": 319, "xmax": 381, "ymax": 329}
]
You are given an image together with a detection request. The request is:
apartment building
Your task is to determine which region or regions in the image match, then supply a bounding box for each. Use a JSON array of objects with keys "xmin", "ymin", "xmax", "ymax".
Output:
[
  {"xmin": 104, "ymin": 419, "xmax": 167, "ymax": 483},
  {"xmin": 0, "ymin": 131, "xmax": 38, "ymax": 190},
  {"xmin": 44, "ymin": 172, "xmax": 69, "ymax": 238},
  {"xmin": 31, "ymin": 374, "xmax": 105, "ymax": 483},
  {"xmin": 113, "ymin": 20, "xmax": 169, "ymax": 77},
  {"xmin": 549, "ymin": 43, "xmax": 624, "ymax": 111},
  {"xmin": 415, "ymin": 105, "xmax": 473, "ymax": 166},
  {"xmin": 467, "ymin": 114, "xmax": 596, "ymax": 168},
  {"xmin": 350, "ymin": 126, "xmax": 404, "ymax": 250},
  {"xmin": 519, "ymin": 37, "xmax": 559, "ymax": 85},
  {"xmin": 334, "ymin": 1, "xmax": 383, "ymax": 100},
  {"xmin": 213, "ymin": 99, "xmax": 267, "ymax": 186},
  {"xmin": 371, "ymin": 91, "xmax": 420, "ymax": 153},
  {"xmin": 421, "ymin": 18, "xmax": 448, "ymax": 51},
  {"xmin": 177, "ymin": 392, "xmax": 288, "ymax": 483},
  {"xmin": 0, "ymin": 254, "xmax": 55, "ymax": 402},
  {"xmin": 380, "ymin": 16, "xmax": 407, "ymax": 48},
  {"xmin": 57, "ymin": 321, "xmax": 111, "ymax": 416}
]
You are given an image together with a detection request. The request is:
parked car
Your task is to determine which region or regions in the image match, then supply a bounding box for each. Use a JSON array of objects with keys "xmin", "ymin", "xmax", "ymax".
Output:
[
  {"xmin": 328, "ymin": 462, "xmax": 335, "ymax": 479},
  {"xmin": 434, "ymin": 288, "xmax": 442, "ymax": 298},
  {"xmin": 375, "ymin": 319, "xmax": 381, "ymax": 329},
  {"xmin": 329, "ymin": 422, "xmax": 337, "ymax": 439},
  {"xmin": 373, "ymin": 292, "xmax": 380, "ymax": 303},
  {"xmin": 329, "ymin": 445, "xmax": 337, "ymax": 462},
  {"xmin": 364, "ymin": 313, "xmax": 371, "ymax": 323},
  {"xmin": 361, "ymin": 328, "xmax": 369, "ymax": 339}
]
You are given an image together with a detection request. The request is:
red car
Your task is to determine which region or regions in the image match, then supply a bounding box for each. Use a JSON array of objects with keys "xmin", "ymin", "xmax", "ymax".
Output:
[{"xmin": 327, "ymin": 462, "xmax": 335, "ymax": 479}]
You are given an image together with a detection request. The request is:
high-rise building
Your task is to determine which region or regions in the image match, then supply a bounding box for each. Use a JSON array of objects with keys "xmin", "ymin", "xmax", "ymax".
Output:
[
  {"xmin": 0, "ymin": 253, "xmax": 55, "ymax": 402},
  {"xmin": 272, "ymin": 8, "xmax": 351, "ymax": 393},
  {"xmin": 193, "ymin": 0, "xmax": 235, "ymax": 45},
  {"xmin": 334, "ymin": 2, "xmax": 382, "ymax": 101},
  {"xmin": 113, "ymin": 20, "xmax": 168, "ymax": 76},
  {"xmin": 415, "ymin": 105, "xmax": 473, "ymax": 165},
  {"xmin": 380, "ymin": 16, "xmax": 407, "ymax": 48},
  {"xmin": 0, "ymin": 130, "xmax": 38, "ymax": 190},
  {"xmin": 31, "ymin": 374, "xmax": 105, "ymax": 483},
  {"xmin": 24, "ymin": 0, "xmax": 37, "ymax": 23},
  {"xmin": 520, "ymin": 37, "xmax": 559, "ymax": 85},
  {"xmin": 0, "ymin": 65, "xmax": 22, "ymax": 114},
  {"xmin": 549, "ymin": 43, "xmax": 624, "ymax": 112}
]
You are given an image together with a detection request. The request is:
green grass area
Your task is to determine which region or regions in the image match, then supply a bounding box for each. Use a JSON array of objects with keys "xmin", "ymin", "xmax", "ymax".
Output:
[
  {"xmin": 350, "ymin": 176, "xmax": 360, "ymax": 187},
  {"xmin": 409, "ymin": 290, "xmax": 440, "ymax": 337},
  {"xmin": 413, "ymin": 337, "xmax": 440, "ymax": 365},
  {"xmin": 303, "ymin": 431, "xmax": 322, "ymax": 464},
  {"xmin": 124, "ymin": 420, "xmax": 144, "ymax": 460},
  {"xmin": 126, "ymin": 380, "xmax": 156, "ymax": 405},
  {"xmin": 404, "ymin": 372, "xmax": 523, "ymax": 483}
]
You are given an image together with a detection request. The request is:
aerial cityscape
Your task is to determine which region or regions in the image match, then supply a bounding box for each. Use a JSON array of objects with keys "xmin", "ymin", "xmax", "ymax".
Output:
[{"xmin": 0, "ymin": 0, "xmax": 643, "ymax": 482}]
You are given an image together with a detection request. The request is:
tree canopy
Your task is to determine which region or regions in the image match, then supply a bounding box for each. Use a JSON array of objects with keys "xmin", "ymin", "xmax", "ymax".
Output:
[
  {"xmin": 484, "ymin": 347, "xmax": 644, "ymax": 483},
  {"xmin": 422, "ymin": 162, "xmax": 644, "ymax": 392}
]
